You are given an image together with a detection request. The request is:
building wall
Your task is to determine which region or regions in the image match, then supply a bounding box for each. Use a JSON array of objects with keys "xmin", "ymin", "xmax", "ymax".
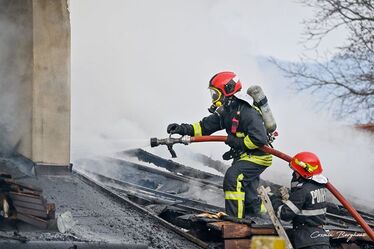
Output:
[
  {"xmin": 0, "ymin": 0, "xmax": 70, "ymax": 166},
  {"xmin": 32, "ymin": 0, "xmax": 71, "ymax": 166}
]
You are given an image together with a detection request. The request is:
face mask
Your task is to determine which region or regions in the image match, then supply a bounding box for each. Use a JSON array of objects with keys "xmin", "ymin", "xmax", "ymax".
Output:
[
  {"xmin": 209, "ymin": 87, "xmax": 221, "ymax": 103},
  {"xmin": 208, "ymin": 87, "xmax": 224, "ymax": 113}
]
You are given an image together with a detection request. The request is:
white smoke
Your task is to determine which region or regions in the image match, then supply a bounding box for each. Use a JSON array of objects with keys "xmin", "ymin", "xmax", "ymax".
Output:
[
  {"xmin": 0, "ymin": 3, "xmax": 33, "ymax": 159},
  {"xmin": 257, "ymin": 61, "xmax": 374, "ymax": 207},
  {"xmin": 70, "ymin": 1, "xmax": 373, "ymax": 207}
]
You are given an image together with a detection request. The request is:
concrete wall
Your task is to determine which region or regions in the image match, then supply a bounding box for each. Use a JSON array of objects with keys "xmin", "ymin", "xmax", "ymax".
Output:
[
  {"xmin": 0, "ymin": 0, "xmax": 70, "ymax": 167},
  {"xmin": 32, "ymin": 0, "xmax": 71, "ymax": 166}
]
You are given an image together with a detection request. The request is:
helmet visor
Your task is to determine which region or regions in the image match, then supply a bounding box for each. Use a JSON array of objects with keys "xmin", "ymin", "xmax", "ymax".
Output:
[{"xmin": 209, "ymin": 87, "xmax": 222, "ymax": 103}]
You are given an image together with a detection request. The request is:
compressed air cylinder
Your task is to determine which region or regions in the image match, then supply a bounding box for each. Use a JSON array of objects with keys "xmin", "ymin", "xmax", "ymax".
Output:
[{"xmin": 247, "ymin": 85, "xmax": 277, "ymax": 133}]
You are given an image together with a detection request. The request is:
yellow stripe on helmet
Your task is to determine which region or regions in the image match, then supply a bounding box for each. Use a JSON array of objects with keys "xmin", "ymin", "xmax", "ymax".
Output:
[{"xmin": 295, "ymin": 158, "xmax": 319, "ymax": 172}]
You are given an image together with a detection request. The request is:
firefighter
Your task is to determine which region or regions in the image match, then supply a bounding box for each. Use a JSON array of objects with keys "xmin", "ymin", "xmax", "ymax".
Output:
[
  {"xmin": 167, "ymin": 71, "xmax": 272, "ymax": 218},
  {"xmin": 270, "ymin": 152, "xmax": 330, "ymax": 249}
]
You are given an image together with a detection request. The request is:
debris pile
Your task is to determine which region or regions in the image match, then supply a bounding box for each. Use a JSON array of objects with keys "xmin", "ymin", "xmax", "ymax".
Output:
[{"xmin": 0, "ymin": 173, "xmax": 55, "ymax": 229}]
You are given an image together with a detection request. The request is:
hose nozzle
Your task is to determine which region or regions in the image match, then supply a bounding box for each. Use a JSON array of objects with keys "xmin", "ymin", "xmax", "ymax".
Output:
[
  {"xmin": 149, "ymin": 135, "xmax": 191, "ymax": 158},
  {"xmin": 150, "ymin": 137, "xmax": 159, "ymax": 147}
]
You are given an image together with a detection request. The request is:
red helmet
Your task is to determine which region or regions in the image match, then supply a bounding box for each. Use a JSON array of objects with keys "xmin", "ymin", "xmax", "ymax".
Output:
[
  {"xmin": 209, "ymin": 71, "xmax": 242, "ymax": 98},
  {"xmin": 290, "ymin": 152, "xmax": 323, "ymax": 179}
]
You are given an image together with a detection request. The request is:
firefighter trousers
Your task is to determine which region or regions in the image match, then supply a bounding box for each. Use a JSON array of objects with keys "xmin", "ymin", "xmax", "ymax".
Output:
[{"xmin": 223, "ymin": 160, "xmax": 267, "ymax": 218}]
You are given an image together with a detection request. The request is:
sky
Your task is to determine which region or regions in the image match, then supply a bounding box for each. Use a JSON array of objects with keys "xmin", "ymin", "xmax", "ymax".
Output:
[{"xmin": 70, "ymin": 0, "xmax": 373, "ymax": 207}]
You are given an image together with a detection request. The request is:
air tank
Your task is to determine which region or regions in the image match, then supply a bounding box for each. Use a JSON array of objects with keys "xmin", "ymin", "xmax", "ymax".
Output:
[{"xmin": 247, "ymin": 86, "xmax": 277, "ymax": 133}]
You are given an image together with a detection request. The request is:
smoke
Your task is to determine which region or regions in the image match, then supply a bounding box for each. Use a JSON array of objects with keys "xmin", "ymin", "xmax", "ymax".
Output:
[
  {"xmin": 0, "ymin": 1, "xmax": 33, "ymax": 158},
  {"xmin": 70, "ymin": 1, "xmax": 373, "ymax": 207},
  {"xmin": 257, "ymin": 60, "xmax": 374, "ymax": 207}
]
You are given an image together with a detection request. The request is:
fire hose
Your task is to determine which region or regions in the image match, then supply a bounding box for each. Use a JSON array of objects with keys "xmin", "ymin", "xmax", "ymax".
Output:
[{"xmin": 150, "ymin": 135, "xmax": 374, "ymax": 241}]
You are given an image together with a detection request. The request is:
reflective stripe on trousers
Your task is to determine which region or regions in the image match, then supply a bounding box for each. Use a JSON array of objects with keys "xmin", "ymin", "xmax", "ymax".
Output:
[{"xmin": 224, "ymin": 173, "xmax": 245, "ymax": 218}]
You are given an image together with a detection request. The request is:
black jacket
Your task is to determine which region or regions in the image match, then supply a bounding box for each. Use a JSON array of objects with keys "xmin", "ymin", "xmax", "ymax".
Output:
[
  {"xmin": 193, "ymin": 98, "xmax": 270, "ymax": 158},
  {"xmin": 272, "ymin": 176, "xmax": 330, "ymax": 248}
]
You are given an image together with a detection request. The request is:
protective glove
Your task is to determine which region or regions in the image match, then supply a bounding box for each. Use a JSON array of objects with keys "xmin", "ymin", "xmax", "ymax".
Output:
[
  {"xmin": 225, "ymin": 134, "xmax": 245, "ymax": 151},
  {"xmin": 269, "ymin": 194, "xmax": 283, "ymax": 210},
  {"xmin": 279, "ymin": 186, "xmax": 290, "ymax": 201},
  {"xmin": 167, "ymin": 123, "xmax": 193, "ymax": 136}
]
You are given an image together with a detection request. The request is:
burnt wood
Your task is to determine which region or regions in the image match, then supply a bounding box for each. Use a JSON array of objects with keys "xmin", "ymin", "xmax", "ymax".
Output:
[
  {"xmin": 224, "ymin": 239, "xmax": 251, "ymax": 249},
  {"xmin": 16, "ymin": 213, "xmax": 48, "ymax": 229},
  {"xmin": 9, "ymin": 192, "xmax": 45, "ymax": 205}
]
